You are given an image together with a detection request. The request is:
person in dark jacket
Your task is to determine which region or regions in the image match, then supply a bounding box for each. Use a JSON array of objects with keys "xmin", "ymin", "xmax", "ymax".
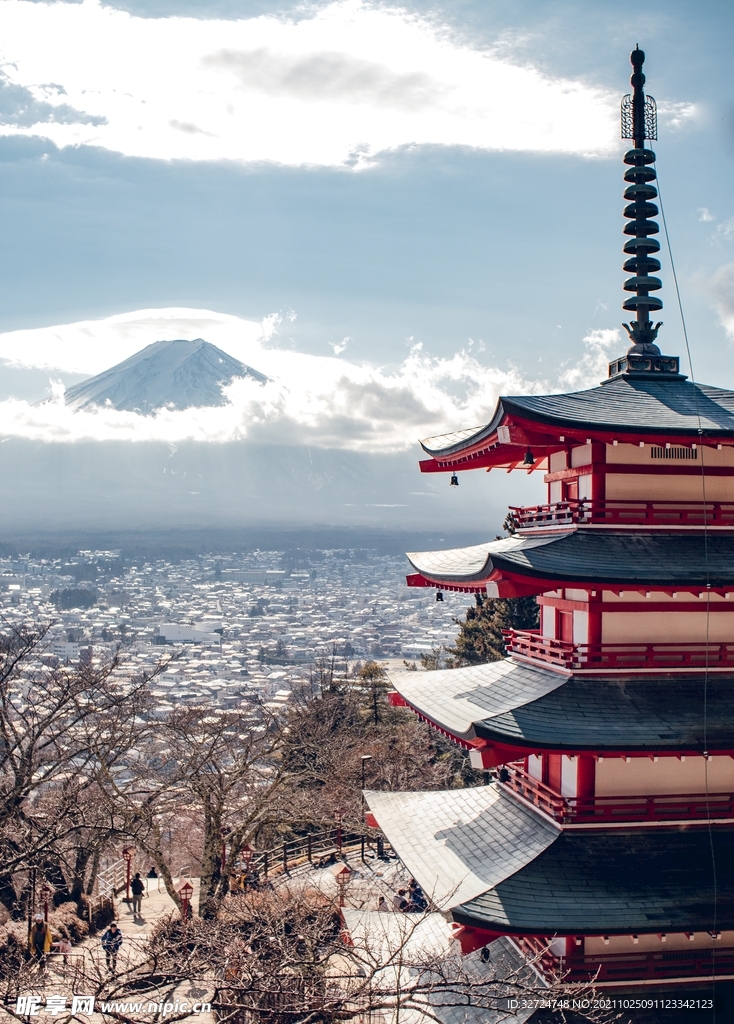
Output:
[
  {"xmin": 131, "ymin": 873, "xmax": 145, "ymax": 918},
  {"xmin": 101, "ymin": 922, "xmax": 122, "ymax": 972}
]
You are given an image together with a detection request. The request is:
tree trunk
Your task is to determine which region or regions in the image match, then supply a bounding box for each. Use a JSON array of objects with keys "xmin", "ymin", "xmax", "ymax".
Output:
[
  {"xmin": 0, "ymin": 874, "xmax": 18, "ymax": 916},
  {"xmin": 86, "ymin": 847, "xmax": 101, "ymax": 896},
  {"xmin": 198, "ymin": 806, "xmax": 222, "ymax": 919}
]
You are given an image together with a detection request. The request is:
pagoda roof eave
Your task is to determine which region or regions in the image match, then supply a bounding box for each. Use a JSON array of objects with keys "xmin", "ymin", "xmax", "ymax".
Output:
[
  {"xmin": 420, "ymin": 378, "xmax": 734, "ymax": 466},
  {"xmin": 366, "ymin": 785, "xmax": 734, "ymax": 934},
  {"xmin": 389, "ymin": 659, "xmax": 734, "ymax": 755},
  {"xmin": 406, "ymin": 531, "xmax": 734, "ymax": 591},
  {"xmin": 363, "ymin": 786, "xmax": 559, "ymax": 911},
  {"xmin": 450, "ymin": 826, "xmax": 734, "ymax": 935}
]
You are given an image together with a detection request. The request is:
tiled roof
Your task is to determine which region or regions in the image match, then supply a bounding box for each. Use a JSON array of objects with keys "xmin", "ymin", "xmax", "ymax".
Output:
[
  {"xmin": 407, "ymin": 531, "xmax": 734, "ymax": 587},
  {"xmin": 363, "ymin": 786, "xmax": 558, "ymax": 910},
  {"xmin": 453, "ymin": 826, "xmax": 734, "ymax": 933},
  {"xmin": 341, "ymin": 912, "xmax": 537, "ymax": 1024},
  {"xmin": 388, "ymin": 660, "xmax": 566, "ymax": 740},
  {"xmin": 475, "ymin": 672, "xmax": 734, "ymax": 752},
  {"xmin": 506, "ymin": 378, "xmax": 734, "ymax": 434},
  {"xmin": 391, "ymin": 660, "xmax": 734, "ymax": 752},
  {"xmin": 421, "ymin": 377, "xmax": 734, "ymax": 458}
]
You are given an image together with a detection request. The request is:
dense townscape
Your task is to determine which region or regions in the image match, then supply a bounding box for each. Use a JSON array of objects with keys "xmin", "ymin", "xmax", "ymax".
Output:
[{"xmin": 0, "ymin": 549, "xmax": 466, "ymax": 707}]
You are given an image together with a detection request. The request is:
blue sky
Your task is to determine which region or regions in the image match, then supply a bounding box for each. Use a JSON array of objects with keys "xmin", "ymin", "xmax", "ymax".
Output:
[{"xmin": 0, "ymin": 0, "xmax": 732, "ymax": 447}]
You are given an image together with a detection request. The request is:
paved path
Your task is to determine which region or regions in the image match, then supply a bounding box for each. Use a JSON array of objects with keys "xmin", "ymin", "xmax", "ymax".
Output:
[
  {"xmin": 25, "ymin": 878, "xmax": 215, "ymax": 1022},
  {"xmin": 14, "ymin": 854, "xmax": 410, "ymax": 1021}
]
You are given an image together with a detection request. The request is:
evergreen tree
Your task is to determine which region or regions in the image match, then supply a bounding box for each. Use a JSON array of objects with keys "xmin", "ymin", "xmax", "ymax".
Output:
[{"xmin": 450, "ymin": 595, "xmax": 539, "ymax": 665}]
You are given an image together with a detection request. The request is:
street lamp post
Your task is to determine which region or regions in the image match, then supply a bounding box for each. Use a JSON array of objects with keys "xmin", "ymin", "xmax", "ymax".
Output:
[
  {"xmin": 40, "ymin": 884, "xmax": 52, "ymax": 923},
  {"xmin": 333, "ymin": 808, "xmax": 345, "ymax": 855},
  {"xmin": 360, "ymin": 755, "xmax": 373, "ymax": 861},
  {"xmin": 179, "ymin": 881, "xmax": 193, "ymax": 928},
  {"xmin": 242, "ymin": 844, "xmax": 254, "ymax": 887},
  {"xmin": 122, "ymin": 847, "xmax": 134, "ymax": 903}
]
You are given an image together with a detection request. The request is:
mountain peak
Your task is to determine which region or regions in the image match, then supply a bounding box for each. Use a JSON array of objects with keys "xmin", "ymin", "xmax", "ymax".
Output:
[{"xmin": 64, "ymin": 338, "xmax": 267, "ymax": 414}]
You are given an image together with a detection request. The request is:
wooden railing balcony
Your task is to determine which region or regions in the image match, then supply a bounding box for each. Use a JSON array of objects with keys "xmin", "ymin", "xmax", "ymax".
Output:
[
  {"xmin": 508, "ymin": 499, "xmax": 734, "ymax": 531},
  {"xmin": 516, "ymin": 935, "xmax": 734, "ymax": 984},
  {"xmin": 503, "ymin": 628, "xmax": 734, "ymax": 672},
  {"xmin": 501, "ymin": 764, "xmax": 734, "ymax": 824}
]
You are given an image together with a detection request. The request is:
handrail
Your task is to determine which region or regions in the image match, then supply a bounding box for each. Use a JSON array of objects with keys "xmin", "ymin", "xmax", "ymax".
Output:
[
  {"xmin": 96, "ymin": 857, "xmax": 129, "ymax": 898},
  {"xmin": 503, "ymin": 629, "xmax": 734, "ymax": 671},
  {"xmin": 516, "ymin": 935, "xmax": 734, "ymax": 983},
  {"xmin": 503, "ymin": 765, "xmax": 734, "ymax": 824},
  {"xmin": 508, "ymin": 499, "xmax": 734, "ymax": 531},
  {"xmin": 242, "ymin": 826, "xmax": 389, "ymax": 882}
]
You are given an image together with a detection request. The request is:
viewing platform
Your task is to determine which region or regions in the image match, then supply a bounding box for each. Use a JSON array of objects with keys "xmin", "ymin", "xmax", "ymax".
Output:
[
  {"xmin": 501, "ymin": 764, "xmax": 734, "ymax": 826},
  {"xmin": 504, "ymin": 628, "xmax": 734, "ymax": 672},
  {"xmin": 508, "ymin": 499, "xmax": 734, "ymax": 532}
]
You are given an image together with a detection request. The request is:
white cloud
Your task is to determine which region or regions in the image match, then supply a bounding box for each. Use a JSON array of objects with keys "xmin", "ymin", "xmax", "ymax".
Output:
[
  {"xmin": 0, "ymin": 0, "xmax": 620, "ymax": 167},
  {"xmin": 0, "ymin": 306, "xmax": 617, "ymax": 450},
  {"xmin": 0, "ymin": 307, "xmax": 272, "ymax": 374},
  {"xmin": 698, "ymin": 207, "xmax": 714, "ymax": 222},
  {"xmin": 708, "ymin": 263, "xmax": 734, "ymax": 341},
  {"xmin": 557, "ymin": 327, "xmax": 620, "ymax": 390}
]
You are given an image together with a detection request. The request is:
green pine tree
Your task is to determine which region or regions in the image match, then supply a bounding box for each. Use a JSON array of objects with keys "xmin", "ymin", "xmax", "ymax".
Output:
[{"xmin": 450, "ymin": 595, "xmax": 539, "ymax": 665}]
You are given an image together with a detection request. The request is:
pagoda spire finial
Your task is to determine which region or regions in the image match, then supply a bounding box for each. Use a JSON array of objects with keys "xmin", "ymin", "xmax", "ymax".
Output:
[
  {"xmin": 620, "ymin": 47, "xmax": 663, "ymax": 355},
  {"xmin": 606, "ymin": 49, "xmax": 683, "ymax": 381}
]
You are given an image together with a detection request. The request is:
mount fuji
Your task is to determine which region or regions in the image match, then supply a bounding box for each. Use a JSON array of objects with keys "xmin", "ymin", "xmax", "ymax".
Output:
[{"xmin": 64, "ymin": 338, "xmax": 267, "ymax": 414}]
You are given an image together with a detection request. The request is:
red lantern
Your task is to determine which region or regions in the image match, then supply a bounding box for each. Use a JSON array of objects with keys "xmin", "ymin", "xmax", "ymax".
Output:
[{"xmin": 179, "ymin": 881, "xmax": 194, "ymax": 926}]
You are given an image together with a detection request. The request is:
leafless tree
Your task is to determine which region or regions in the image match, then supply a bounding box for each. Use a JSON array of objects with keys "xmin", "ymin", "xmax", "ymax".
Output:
[
  {"xmin": 97, "ymin": 699, "xmax": 294, "ymax": 917},
  {"xmin": 0, "ymin": 621, "xmax": 158, "ymax": 917}
]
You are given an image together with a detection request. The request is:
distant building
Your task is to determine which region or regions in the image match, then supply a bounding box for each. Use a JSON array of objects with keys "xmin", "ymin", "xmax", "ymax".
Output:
[{"xmin": 154, "ymin": 624, "xmax": 222, "ymax": 646}]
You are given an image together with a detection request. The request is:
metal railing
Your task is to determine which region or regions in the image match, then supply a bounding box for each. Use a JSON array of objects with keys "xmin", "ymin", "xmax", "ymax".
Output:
[
  {"xmin": 244, "ymin": 827, "xmax": 390, "ymax": 883},
  {"xmin": 96, "ymin": 857, "xmax": 129, "ymax": 897},
  {"xmin": 502, "ymin": 765, "xmax": 734, "ymax": 824},
  {"xmin": 517, "ymin": 935, "xmax": 734, "ymax": 984},
  {"xmin": 508, "ymin": 499, "xmax": 734, "ymax": 531},
  {"xmin": 503, "ymin": 629, "xmax": 734, "ymax": 671}
]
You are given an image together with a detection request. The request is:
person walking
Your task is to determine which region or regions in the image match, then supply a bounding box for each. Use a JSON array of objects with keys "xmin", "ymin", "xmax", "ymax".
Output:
[
  {"xmin": 101, "ymin": 921, "xmax": 122, "ymax": 973},
  {"xmin": 131, "ymin": 872, "xmax": 145, "ymax": 918},
  {"xmin": 28, "ymin": 914, "xmax": 52, "ymax": 966},
  {"xmin": 52, "ymin": 930, "xmax": 73, "ymax": 965}
]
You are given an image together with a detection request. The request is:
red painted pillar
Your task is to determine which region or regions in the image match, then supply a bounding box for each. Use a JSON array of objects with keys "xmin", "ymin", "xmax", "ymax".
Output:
[
  {"xmin": 577, "ymin": 756, "xmax": 596, "ymax": 805},
  {"xmin": 587, "ymin": 589, "xmax": 603, "ymax": 658}
]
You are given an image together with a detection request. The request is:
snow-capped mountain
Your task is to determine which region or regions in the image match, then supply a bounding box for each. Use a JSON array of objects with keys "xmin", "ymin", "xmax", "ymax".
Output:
[{"xmin": 64, "ymin": 338, "xmax": 267, "ymax": 413}]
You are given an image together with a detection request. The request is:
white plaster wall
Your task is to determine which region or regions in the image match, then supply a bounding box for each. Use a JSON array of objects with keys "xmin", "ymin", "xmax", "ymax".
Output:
[
  {"xmin": 585, "ymin": 931, "xmax": 734, "ymax": 955},
  {"xmin": 601, "ymin": 611, "xmax": 734, "ymax": 643},
  {"xmin": 549, "ymin": 480, "xmax": 562, "ymax": 503},
  {"xmin": 606, "ymin": 444, "xmax": 734, "ymax": 467},
  {"xmin": 605, "ymin": 474, "xmax": 734, "ymax": 501},
  {"xmin": 595, "ymin": 755, "xmax": 734, "ymax": 796},
  {"xmin": 541, "ymin": 605, "xmax": 555, "ymax": 638},
  {"xmin": 573, "ymin": 610, "xmax": 588, "ymax": 644},
  {"xmin": 549, "ymin": 451, "xmax": 567, "ymax": 473},
  {"xmin": 561, "ymin": 755, "xmax": 576, "ymax": 797},
  {"xmin": 527, "ymin": 754, "xmax": 542, "ymax": 781},
  {"xmin": 578, "ymin": 473, "xmax": 592, "ymax": 500},
  {"xmin": 571, "ymin": 444, "xmax": 592, "ymax": 468}
]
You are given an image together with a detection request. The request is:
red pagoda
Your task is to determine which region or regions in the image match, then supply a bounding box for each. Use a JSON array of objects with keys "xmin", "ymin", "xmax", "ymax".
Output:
[{"xmin": 365, "ymin": 49, "xmax": 734, "ymax": 990}]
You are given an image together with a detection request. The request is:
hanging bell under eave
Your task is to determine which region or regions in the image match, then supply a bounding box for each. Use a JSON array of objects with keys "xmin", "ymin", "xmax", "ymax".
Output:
[
  {"xmin": 450, "ymin": 473, "xmax": 459, "ymax": 486},
  {"xmin": 436, "ymin": 591, "xmax": 444, "ymax": 602},
  {"xmin": 522, "ymin": 450, "xmax": 535, "ymax": 467}
]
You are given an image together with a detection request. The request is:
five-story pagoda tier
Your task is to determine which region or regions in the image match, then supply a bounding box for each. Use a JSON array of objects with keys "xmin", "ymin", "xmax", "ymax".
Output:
[{"xmin": 365, "ymin": 49, "xmax": 734, "ymax": 990}]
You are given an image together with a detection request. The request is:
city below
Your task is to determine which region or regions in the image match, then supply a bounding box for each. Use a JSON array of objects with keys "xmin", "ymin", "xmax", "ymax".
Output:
[{"xmin": 0, "ymin": 549, "xmax": 468, "ymax": 707}]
